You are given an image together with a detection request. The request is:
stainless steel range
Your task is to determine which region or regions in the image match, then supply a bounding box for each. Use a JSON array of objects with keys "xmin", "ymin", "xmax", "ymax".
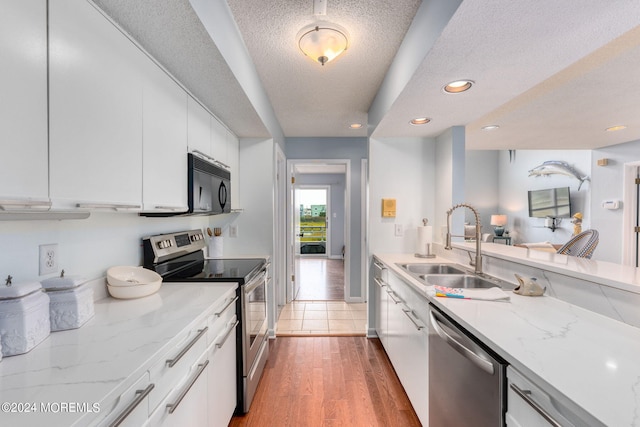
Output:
[{"xmin": 142, "ymin": 229, "xmax": 269, "ymax": 414}]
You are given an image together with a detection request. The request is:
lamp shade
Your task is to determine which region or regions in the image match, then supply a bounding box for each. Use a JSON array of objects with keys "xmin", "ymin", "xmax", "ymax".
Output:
[
  {"xmin": 298, "ymin": 24, "xmax": 349, "ymax": 66},
  {"xmin": 490, "ymin": 214, "xmax": 507, "ymax": 226}
]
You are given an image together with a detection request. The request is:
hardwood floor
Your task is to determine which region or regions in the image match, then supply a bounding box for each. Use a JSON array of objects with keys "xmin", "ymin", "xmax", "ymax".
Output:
[
  {"xmin": 295, "ymin": 258, "xmax": 344, "ymax": 301},
  {"xmin": 229, "ymin": 337, "xmax": 421, "ymax": 427}
]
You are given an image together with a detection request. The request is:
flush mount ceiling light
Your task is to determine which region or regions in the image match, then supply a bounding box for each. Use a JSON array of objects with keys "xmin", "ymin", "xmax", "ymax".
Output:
[
  {"xmin": 605, "ymin": 125, "xmax": 626, "ymax": 132},
  {"xmin": 349, "ymin": 123, "xmax": 363, "ymax": 129},
  {"xmin": 444, "ymin": 80, "xmax": 474, "ymax": 93},
  {"xmin": 297, "ymin": 23, "xmax": 349, "ymax": 66},
  {"xmin": 482, "ymin": 125, "xmax": 500, "ymax": 131},
  {"xmin": 410, "ymin": 117, "xmax": 431, "ymax": 126}
]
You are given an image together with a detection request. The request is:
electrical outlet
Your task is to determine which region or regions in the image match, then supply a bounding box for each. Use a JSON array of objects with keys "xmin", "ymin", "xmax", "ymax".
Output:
[
  {"xmin": 229, "ymin": 225, "xmax": 238, "ymax": 238},
  {"xmin": 394, "ymin": 224, "xmax": 403, "ymax": 237},
  {"xmin": 39, "ymin": 243, "xmax": 59, "ymax": 275}
]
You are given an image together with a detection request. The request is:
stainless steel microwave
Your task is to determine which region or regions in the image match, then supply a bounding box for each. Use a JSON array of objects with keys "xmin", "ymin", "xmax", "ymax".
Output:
[
  {"xmin": 188, "ymin": 153, "xmax": 231, "ymax": 215},
  {"xmin": 140, "ymin": 153, "xmax": 230, "ymax": 217}
]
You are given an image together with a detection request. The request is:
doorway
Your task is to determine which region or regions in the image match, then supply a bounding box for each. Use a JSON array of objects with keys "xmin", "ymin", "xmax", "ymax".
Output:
[{"xmin": 287, "ymin": 160, "xmax": 349, "ymax": 303}]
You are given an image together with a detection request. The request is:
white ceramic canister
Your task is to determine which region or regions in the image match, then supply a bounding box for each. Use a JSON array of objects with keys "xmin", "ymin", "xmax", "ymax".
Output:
[
  {"xmin": 0, "ymin": 281, "xmax": 51, "ymax": 357},
  {"xmin": 41, "ymin": 275, "xmax": 94, "ymax": 331}
]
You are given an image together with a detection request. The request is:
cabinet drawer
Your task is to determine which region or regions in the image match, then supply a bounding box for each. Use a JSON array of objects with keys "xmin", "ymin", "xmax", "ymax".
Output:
[
  {"xmin": 206, "ymin": 287, "xmax": 238, "ymax": 345},
  {"xmin": 148, "ymin": 318, "xmax": 209, "ymax": 411},
  {"xmin": 96, "ymin": 372, "xmax": 152, "ymax": 427},
  {"xmin": 146, "ymin": 352, "xmax": 209, "ymax": 427}
]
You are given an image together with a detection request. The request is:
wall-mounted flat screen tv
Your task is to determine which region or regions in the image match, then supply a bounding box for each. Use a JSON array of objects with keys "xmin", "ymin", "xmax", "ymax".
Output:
[{"xmin": 528, "ymin": 187, "xmax": 571, "ymax": 218}]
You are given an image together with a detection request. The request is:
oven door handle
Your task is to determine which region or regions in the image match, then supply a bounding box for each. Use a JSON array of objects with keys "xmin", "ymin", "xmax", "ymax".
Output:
[{"xmin": 244, "ymin": 272, "xmax": 266, "ymax": 293}]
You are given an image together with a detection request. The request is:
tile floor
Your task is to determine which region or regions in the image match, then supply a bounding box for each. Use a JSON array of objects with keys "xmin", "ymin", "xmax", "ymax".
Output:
[{"xmin": 276, "ymin": 301, "xmax": 367, "ymax": 336}]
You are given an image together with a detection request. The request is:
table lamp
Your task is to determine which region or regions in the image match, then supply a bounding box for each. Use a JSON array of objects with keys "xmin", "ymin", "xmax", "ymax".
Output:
[{"xmin": 490, "ymin": 214, "xmax": 507, "ymax": 236}]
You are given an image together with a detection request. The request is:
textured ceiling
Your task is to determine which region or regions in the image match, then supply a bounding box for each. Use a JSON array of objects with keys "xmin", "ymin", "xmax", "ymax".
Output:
[
  {"xmin": 227, "ymin": 0, "xmax": 421, "ymax": 138},
  {"xmin": 92, "ymin": 0, "xmax": 640, "ymax": 150}
]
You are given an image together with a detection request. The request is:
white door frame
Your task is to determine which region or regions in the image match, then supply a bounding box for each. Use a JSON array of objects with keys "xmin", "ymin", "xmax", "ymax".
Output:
[
  {"xmin": 622, "ymin": 161, "xmax": 640, "ymax": 266},
  {"xmin": 287, "ymin": 159, "xmax": 351, "ymax": 302},
  {"xmin": 295, "ymin": 185, "xmax": 331, "ymax": 258},
  {"xmin": 274, "ymin": 144, "xmax": 287, "ymax": 310}
]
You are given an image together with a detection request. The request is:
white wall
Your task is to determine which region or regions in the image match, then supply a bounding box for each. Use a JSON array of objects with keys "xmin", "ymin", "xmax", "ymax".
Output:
[
  {"xmin": 591, "ymin": 139, "xmax": 640, "ymax": 263},
  {"xmin": 368, "ymin": 137, "xmax": 436, "ymax": 254},
  {"xmin": 0, "ymin": 212, "xmax": 238, "ymax": 284},
  {"xmin": 434, "ymin": 127, "xmax": 466, "ymax": 243},
  {"xmin": 465, "ymin": 150, "xmax": 500, "ymax": 232},
  {"xmin": 497, "ymin": 149, "xmax": 592, "ymax": 246}
]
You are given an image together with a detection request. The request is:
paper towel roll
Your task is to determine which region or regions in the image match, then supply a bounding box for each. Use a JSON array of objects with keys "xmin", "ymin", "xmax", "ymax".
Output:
[
  {"xmin": 208, "ymin": 236, "xmax": 223, "ymax": 258},
  {"xmin": 416, "ymin": 226, "xmax": 433, "ymax": 255}
]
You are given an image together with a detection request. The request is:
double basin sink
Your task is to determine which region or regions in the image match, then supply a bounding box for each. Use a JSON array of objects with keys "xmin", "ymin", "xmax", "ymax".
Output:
[{"xmin": 397, "ymin": 263, "xmax": 509, "ymax": 289}]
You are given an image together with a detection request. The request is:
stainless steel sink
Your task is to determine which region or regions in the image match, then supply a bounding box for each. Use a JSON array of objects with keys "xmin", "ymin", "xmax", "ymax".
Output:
[
  {"xmin": 397, "ymin": 263, "xmax": 467, "ymax": 275},
  {"xmin": 420, "ymin": 274, "xmax": 499, "ymax": 289}
]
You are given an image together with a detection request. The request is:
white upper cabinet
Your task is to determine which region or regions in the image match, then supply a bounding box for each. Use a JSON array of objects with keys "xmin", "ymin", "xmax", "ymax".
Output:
[
  {"xmin": 0, "ymin": 0, "xmax": 48, "ymax": 206},
  {"xmin": 210, "ymin": 117, "xmax": 228, "ymax": 166},
  {"xmin": 187, "ymin": 96, "xmax": 211, "ymax": 157},
  {"xmin": 49, "ymin": 0, "xmax": 143, "ymax": 210},
  {"xmin": 141, "ymin": 58, "xmax": 188, "ymax": 212}
]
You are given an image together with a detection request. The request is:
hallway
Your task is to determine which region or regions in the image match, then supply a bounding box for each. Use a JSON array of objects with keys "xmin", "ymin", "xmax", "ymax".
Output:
[{"xmin": 277, "ymin": 258, "xmax": 366, "ymax": 336}]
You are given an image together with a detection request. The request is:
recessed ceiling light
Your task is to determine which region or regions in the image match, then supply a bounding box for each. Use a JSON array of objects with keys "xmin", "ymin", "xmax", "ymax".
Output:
[
  {"xmin": 349, "ymin": 123, "xmax": 363, "ymax": 129},
  {"xmin": 605, "ymin": 125, "xmax": 626, "ymax": 132},
  {"xmin": 444, "ymin": 80, "xmax": 474, "ymax": 93},
  {"xmin": 410, "ymin": 117, "xmax": 431, "ymax": 125},
  {"xmin": 482, "ymin": 125, "xmax": 500, "ymax": 131}
]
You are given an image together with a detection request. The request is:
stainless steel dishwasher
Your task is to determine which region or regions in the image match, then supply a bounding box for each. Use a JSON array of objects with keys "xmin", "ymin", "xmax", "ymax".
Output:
[{"xmin": 429, "ymin": 304, "xmax": 507, "ymax": 426}]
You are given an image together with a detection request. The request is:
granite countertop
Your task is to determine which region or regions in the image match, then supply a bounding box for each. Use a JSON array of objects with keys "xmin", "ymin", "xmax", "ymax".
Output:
[
  {"xmin": 375, "ymin": 253, "xmax": 640, "ymax": 427},
  {"xmin": 0, "ymin": 282, "xmax": 237, "ymax": 426}
]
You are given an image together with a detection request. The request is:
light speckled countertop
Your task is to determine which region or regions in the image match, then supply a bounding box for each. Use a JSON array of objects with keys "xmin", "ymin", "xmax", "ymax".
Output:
[
  {"xmin": 375, "ymin": 253, "xmax": 640, "ymax": 427},
  {"xmin": 0, "ymin": 282, "xmax": 236, "ymax": 426}
]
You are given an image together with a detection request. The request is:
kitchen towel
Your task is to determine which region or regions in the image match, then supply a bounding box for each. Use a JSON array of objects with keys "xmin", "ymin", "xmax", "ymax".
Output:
[
  {"xmin": 434, "ymin": 285, "xmax": 511, "ymax": 301},
  {"xmin": 416, "ymin": 225, "xmax": 433, "ymax": 256},
  {"xmin": 208, "ymin": 236, "xmax": 223, "ymax": 258}
]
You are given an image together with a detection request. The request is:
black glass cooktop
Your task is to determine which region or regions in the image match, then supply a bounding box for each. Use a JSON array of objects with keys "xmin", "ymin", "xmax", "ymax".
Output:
[{"xmin": 156, "ymin": 252, "xmax": 265, "ymax": 284}]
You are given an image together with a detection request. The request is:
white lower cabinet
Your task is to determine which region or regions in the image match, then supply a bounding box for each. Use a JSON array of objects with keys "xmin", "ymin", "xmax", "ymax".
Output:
[
  {"xmin": 381, "ymin": 269, "xmax": 429, "ymax": 426},
  {"xmin": 372, "ymin": 260, "xmax": 389, "ymax": 347},
  {"xmin": 95, "ymin": 372, "xmax": 152, "ymax": 427},
  {"xmin": 506, "ymin": 367, "xmax": 596, "ymax": 427},
  {"xmin": 207, "ymin": 315, "xmax": 239, "ymax": 427}
]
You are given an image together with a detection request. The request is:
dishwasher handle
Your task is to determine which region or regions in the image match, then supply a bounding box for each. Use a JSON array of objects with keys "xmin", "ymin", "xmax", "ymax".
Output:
[{"xmin": 429, "ymin": 310, "xmax": 494, "ymax": 375}]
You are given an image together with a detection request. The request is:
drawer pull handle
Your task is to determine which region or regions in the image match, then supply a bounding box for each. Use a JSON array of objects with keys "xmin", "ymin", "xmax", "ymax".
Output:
[
  {"xmin": 373, "ymin": 277, "xmax": 386, "ymax": 288},
  {"xmin": 510, "ymin": 384, "xmax": 562, "ymax": 427},
  {"xmin": 387, "ymin": 290, "xmax": 402, "ymax": 304},
  {"xmin": 215, "ymin": 296, "xmax": 238, "ymax": 317},
  {"xmin": 402, "ymin": 307, "xmax": 425, "ymax": 330},
  {"xmin": 166, "ymin": 360, "xmax": 209, "ymax": 414},
  {"xmin": 0, "ymin": 199, "xmax": 51, "ymax": 210},
  {"xmin": 166, "ymin": 327, "xmax": 208, "ymax": 368},
  {"xmin": 215, "ymin": 320, "xmax": 239, "ymax": 348},
  {"xmin": 76, "ymin": 203, "xmax": 142, "ymax": 210},
  {"xmin": 109, "ymin": 383, "xmax": 154, "ymax": 427}
]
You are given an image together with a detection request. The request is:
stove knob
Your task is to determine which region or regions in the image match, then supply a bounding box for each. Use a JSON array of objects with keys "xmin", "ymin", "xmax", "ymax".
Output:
[
  {"xmin": 157, "ymin": 241, "xmax": 165, "ymax": 249},
  {"xmin": 168, "ymin": 240, "xmax": 173, "ymax": 247}
]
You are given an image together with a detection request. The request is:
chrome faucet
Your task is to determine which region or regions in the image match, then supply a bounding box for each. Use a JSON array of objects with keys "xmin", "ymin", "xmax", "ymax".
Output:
[{"xmin": 445, "ymin": 203, "xmax": 483, "ymax": 275}]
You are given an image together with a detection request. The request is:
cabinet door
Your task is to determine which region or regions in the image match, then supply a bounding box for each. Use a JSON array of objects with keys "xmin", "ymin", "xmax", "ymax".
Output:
[
  {"xmin": 0, "ymin": 0, "xmax": 48, "ymax": 201},
  {"xmin": 210, "ymin": 117, "xmax": 228, "ymax": 165},
  {"xmin": 49, "ymin": 0, "xmax": 143, "ymax": 209},
  {"xmin": 187, "ymin": 96, "xmax": 211, "ymax": 156},
  {"xmin": 373, "ymin": 268, "xmax": 388, "ymax": 348},
  {"xmin": 207, "ymin": 317, "xmax": 238, "ymax": 427},
  {"xmin": 141, "ymin": 58, "xmax": 188, "ymax": 212}
]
